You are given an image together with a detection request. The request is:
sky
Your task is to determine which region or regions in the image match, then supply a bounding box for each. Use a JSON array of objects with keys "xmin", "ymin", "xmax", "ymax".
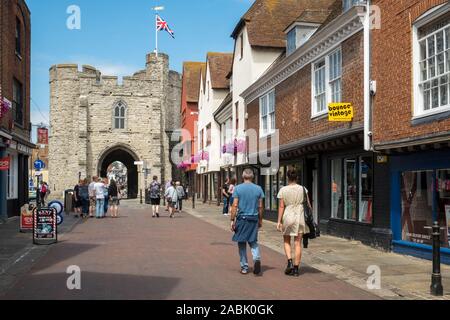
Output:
[{"xmin": 27, "ymin": 0, "xmax": 253, "ymax": 127}]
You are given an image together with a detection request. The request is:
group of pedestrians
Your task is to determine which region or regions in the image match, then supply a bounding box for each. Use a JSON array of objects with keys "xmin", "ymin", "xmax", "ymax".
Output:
[
  {"xmin": 228, "ymin": 168, "xmax": 313, "ymax": 277},
  {"xmin": 148, "ymin": 176, "xmax": 186, "ymax": 219},
  {"xmin": 73, "ymin": 176, "xmax": 121, "ymax": 219}
]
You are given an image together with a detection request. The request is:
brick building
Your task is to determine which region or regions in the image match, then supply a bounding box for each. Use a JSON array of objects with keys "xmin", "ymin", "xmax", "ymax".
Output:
[
  {"xmin": 371, "ymin": 0, "xmax": 450, "ymax": 262},
  {"xmin": 0, "ymin": 0, "xmax": 34, "ymax": 219},
  {"xmin": 242, "ymin": 1, "xmax": 393, "ymax": 249},
  {"xmin": 180, "ymin": 62, "xmax": 206, "ymax": 194}
]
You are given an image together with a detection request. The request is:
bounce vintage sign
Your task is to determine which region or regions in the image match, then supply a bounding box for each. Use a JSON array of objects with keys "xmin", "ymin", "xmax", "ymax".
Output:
[{"xmin": 328, "ymin": 103, "xmax": 354, "ymax": 122}]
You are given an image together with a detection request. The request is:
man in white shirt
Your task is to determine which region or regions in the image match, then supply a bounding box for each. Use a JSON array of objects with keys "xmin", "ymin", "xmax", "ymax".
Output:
[
  {"xmin": 88, "ymin": 176, "xmax": 98, "ymax": 218},
  {"xmin": 94, "ymin": 179, "xmax": 105, "ymax": 219}
]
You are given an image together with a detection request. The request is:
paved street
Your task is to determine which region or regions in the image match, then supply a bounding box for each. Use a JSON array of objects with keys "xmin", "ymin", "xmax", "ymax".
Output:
[{"xmin": 0, "ymin": 201, "xmax": 378, "ymax": 300}]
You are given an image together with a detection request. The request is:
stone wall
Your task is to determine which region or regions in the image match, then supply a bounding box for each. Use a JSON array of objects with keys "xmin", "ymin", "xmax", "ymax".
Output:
[{"xmin": 49, "ymin": 53, "xmax": 181, "ymax": 197}]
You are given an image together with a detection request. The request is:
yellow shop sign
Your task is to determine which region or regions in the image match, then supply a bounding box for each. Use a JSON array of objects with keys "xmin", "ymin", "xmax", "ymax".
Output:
[{"xmin": 328, "ymin": 103, "xmax": 354, "ymax": 122}]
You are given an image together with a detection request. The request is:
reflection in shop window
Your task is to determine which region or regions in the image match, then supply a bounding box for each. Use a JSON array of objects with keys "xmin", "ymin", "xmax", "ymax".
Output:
[
  {"xmin": 359, "ymin": 156, "xmax": 373, "ymax": 223},
  {"xmin": 345, "ymin": 158, "xmax": 358, "ymax": 221},
  {"xmin": 401, "ymin": 171, "xmax": 434, "ymax": 246},
  {"xmin": 437, "ymin": 169, "xmax": 450, "ymax": 248}
]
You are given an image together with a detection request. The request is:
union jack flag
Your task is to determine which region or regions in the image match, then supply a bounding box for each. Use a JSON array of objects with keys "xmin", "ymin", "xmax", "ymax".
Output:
[{"xmin": 156, "ymin": 15, "xmax": 175, "ymax": 38}]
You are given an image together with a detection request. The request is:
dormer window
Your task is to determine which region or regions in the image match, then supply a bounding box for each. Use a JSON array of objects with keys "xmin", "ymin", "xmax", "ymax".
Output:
[
  {"xmin": 343, "ymin": 0, "xmax": 364, "ymax": 12},
  {"xmin": 286, "ymin": 24, "xmax": 319, "ymax": 55}
]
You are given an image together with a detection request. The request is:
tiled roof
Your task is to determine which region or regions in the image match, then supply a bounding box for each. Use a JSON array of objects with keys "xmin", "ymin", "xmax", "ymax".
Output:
[
  {"xmin": 182, "ymin": 62, "xmax": 206, "ymax": 103},
  {"xmin": 207, "ymin": 52, "xmax": 233, "ymax": 89},
  {"xmin": 232, "ymin": 0, "xmax": 337, "ymax": 48}
]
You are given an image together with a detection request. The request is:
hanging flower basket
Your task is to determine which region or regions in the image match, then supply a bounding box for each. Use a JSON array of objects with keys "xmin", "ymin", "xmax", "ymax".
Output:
[
  {"xmin": 0, "ymin": 98, "xmax": 11, "ymax": 120},
  {"xmin": 177, "ymin": 161, "xmax": 189, "ymax": 171}
]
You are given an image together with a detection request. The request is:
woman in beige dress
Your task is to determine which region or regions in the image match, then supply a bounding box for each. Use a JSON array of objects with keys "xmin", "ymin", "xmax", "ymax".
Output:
[{"xmin": 277, "ymin": 170, "xmax": 312, "ymax": 277}]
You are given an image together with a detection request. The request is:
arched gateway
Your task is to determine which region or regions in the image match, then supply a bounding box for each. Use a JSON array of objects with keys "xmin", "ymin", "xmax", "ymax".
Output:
[
  {"xmin": 48, "ymin": 53, "xmax": 181, "ymax": 198},
  {"xmin": 98, "ymin": 145, "xmax": 139, "ymax": 199}
]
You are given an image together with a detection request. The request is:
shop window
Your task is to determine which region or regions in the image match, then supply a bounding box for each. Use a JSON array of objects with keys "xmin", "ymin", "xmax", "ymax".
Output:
[
  {"xmin": 402, "ymin": 169, "xmax": 450, "ymax": 248},
  {"xmin": 331, "ymin": 159, "xmax": 343, "ymax": 219},
  {"xmin": 331, "ymin": 155, "xmax": 373, "ymax": 223},
  {"xmin": 13, "ymin": 78, "xmax": 24, "ymax": 126},
  {"xmin": 264, "ymin": 175, "xmax": 271, "ymax": 210},
  {"xmin": 7, "ymin": 154, "xmax": 18, "ymax": 200}
]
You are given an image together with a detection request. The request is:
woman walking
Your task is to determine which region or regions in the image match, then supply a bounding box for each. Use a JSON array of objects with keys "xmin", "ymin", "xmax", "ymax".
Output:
[
  {"xmin": 277, "ymin": 170, "xmax": 312, "ymax": 277},
  {"xmin": 103, "ymin": 178, "xmax": 110, "ymax": 217},
  {"xmin": 73, "ymin": 180, "xmax": 83, "ymax": 218},
  {"xmin": 164, "ymin": 181, "xmax": 178, "ymax": 218},
  {"xmin": 79, "ymin": 179, "xmax": 90, "ymax": 218},
  {"xmin": 228, "ymin": 178, "xmax": 236, "ymax": 215},
  {"xmin": 108, "ymin": 179, "xmax": 120, "ymax": 218}
]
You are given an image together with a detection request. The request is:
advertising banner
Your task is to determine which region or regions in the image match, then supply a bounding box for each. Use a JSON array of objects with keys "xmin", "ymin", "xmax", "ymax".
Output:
[
  {"xmin": 20, "ymin": 205, "xmax": 34, "ymax": 233},
  {"xmin": 33, "ymin": 208, "xmax": 58, "ymax": 245},
  {"xmin": 328, "ymin": 103, "xmax": 354, "ymax": 122}
]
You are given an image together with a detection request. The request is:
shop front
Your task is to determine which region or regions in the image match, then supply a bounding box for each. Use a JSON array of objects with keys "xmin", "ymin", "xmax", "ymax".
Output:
[{"xmin": 390, "ymin": 149, "xmax": 450, "ymax": 264}]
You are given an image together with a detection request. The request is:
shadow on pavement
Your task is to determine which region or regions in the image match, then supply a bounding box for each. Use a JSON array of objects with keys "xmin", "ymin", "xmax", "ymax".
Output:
[{"xmin": 3, "ymin": 272, "xmax": 181, "ymax": 300}]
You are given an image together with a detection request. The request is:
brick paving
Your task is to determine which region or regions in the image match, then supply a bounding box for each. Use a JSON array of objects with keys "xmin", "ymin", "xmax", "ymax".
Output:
[{"xmin": 1, "ymin": 201, "xmax": 378, "ymax": 300}]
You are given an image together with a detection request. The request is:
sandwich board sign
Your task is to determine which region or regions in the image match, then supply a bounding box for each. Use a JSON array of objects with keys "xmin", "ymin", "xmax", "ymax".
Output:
[{"xmin": 33, "ymin": 208, "xmax": 58, "ymax": 245}]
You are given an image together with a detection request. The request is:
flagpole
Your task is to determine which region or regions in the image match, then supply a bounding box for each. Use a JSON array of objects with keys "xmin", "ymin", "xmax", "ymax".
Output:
[{"xmin": 155, "ymin": 13, "xmax": 158, "ymax": 58}]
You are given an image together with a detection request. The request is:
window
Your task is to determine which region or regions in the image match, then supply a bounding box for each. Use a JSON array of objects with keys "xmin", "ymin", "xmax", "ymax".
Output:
[
  {"xmin": 312, "ymin": 48, "xmax": 343, "ymax": 117},
  {"xmin": 200, "ymin": 129, "xmax": 204, "ymax": 150},
  {"xmin": 329, "ymin": 50, "xmax": 342, "ymax": 103},
  {"xmin": 235, "ymin": 102, "xmax": 239, "ymax": 133},
  {"xmin": 259, "ymin": 90, "xmax": 276, "ymax": 137},
  {"xmin": 240, "ymin": 33, "xmax": 244, "ymax": 60},
  {"xmin": 416, "ymin": 15, "xmax": 450, "ymax": 116},
  {"xmin": 331, "ymin": 155, "xmax": 373, "ymax": 223},
  {"xmin": 13, "ymin": 78, "xmax": 23, "ymax": 126},
  {"xmin": 206, "ymin": 124, "xmax": 211, "ymax": 146},
  {"xmin": 343, "ymin": 0, "xmax": 363, "ymax": 12},
  {"xmin": 114, "ymin": 102, "xmax": 126, "ymax": 129},
  {"xmin": 314, "ymin": 60, "xmax": 326, "ymax": 114},
  {"xmin": 7, "ymin": 154, "xmax": 18, "ymax": 200},
  {"xmin": 15, "ymin": 18, "xmax": 21, "ymax": 56},
  {"xmin": 287, "ymin": 28, "xmax": 297, "ymax": 55}
]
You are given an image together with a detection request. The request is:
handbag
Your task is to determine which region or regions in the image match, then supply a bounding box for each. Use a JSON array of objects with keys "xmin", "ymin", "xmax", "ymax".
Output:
[{"xmin": 302, "ymin": 187, "xmax": 318, "ymax": 240}]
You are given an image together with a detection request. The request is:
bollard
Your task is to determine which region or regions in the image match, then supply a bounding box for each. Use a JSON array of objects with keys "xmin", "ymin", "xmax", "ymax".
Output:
[
  {"xmin": 426, "ymin": 222, "xmax": 444, "ymax": 296},
  {"xmin": 140, "ymin": 189, "xmax": 143, "ymax": 205}
]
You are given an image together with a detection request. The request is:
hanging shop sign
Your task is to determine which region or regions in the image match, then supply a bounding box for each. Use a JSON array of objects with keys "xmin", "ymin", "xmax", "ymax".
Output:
[
  {"xmin": 0, "ymin": 97, "xmax": 11, "ymax": 119},
  {"xmin": 328, "ymin": 103, "xmax": 354, "ymax": 122},
  {"xmin": 0, "ymin": 157, "xmax": 10, "ymax": 171},
  {"xmin": 33, "ymin": 207, "xmax": 58, "ymax": 245},
  {"xmin": 37, "ymin": 128, "xmax": 49, "ymax": 145}
]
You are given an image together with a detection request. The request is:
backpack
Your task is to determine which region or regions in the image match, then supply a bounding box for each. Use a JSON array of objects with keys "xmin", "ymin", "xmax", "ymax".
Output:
[
  {"xmin": 149, "ymin": 182, "xmax": 161, "ymax": 199},
  {"xmin": 79, "ymin": 186, "xmax": 89, "ymax": 200},
  {"xmin": 41, "ymin": 184, "xmax": 47, "ymax": 194}
]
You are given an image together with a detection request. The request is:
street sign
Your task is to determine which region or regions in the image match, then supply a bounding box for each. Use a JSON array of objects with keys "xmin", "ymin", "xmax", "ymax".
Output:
[
  {"xmin": 48, "ymin": 201, "xmax": 64, "ymax": 215},
  {"xmin": 56, "ymin": 214, "xmax": 64, "ymax": 226},
  {"xmin": 33, "ymin": 207, "xmax": 58, "ymax": 245},
  {"xmin": 34, "ymin": 160, "xmax": 45, "ymax": 170}
]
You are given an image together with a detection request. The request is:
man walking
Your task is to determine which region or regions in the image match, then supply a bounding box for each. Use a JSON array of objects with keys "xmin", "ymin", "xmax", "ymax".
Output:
[
  {"xmin": 175, "ymin": 181, "xmax": 185, "ymax": 212},
  {"xmin": 230, "ymin": 169, "xmax": 265, "ymax": 276},
  {"xmin": 149, "ymin": 176, "xmax": 161, "ymax": 218}
]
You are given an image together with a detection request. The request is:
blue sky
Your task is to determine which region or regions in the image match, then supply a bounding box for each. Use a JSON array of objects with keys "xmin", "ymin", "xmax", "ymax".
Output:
[{"xmin": 28, "ymin": 0, "xmax": 252, "ymax": 126}]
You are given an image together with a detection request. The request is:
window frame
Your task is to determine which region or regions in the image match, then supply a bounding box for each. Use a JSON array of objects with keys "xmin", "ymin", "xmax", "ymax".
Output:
[
  {"xmin": 311, "ymin": 48, "xmax": 343, "ymax": 118},
  {"xmin": 13, "ymin": 78, "xmax": 24, "ymax": 126},
  {"xmin": 259, "ymin": 89, "xmax": 276, "ymax": 138},
  {"xmin": 287, "ymin": 27, "xmax": 297, "ymax": 55},
  {"xmin": 343, "ymin": 0, "xmax": 363, "ymax": 12},
  {"xmin": 413, "ymin": 8, "xmax": 450, "ymax": 119},
  {"xmin": 113, "ymin": 101, "xmax": 126, "ymax": 130}
]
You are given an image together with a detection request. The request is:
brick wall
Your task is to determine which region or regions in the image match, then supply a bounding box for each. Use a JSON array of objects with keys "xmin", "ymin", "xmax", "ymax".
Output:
[
  {"xmin": 371, "ymin": 0, "xmax": 448, "ymax": 146},
  {"xmin": 247, "ymin": 32, "xmax": 364, "ymax": 151},
  {"xmin": 0, "ymin": 0, "xmax": 31, "ymax": 137}
]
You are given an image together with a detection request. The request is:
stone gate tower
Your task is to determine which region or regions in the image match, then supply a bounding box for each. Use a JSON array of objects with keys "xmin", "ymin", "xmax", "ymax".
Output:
[{"xmin": 49, "ymin": 53, "xmax": 181, "ymax": 198}]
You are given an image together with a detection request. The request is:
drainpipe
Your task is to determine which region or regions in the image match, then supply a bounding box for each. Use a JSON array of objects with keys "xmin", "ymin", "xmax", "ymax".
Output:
[{"xmin": 363, "ymin": 0, "xmax": 373, "ymax": 151}]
